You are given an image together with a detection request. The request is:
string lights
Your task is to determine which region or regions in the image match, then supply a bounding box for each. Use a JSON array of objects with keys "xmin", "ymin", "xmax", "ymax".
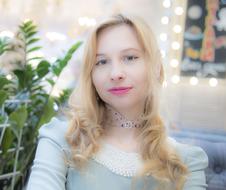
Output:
[
  {"xmin": 174, "ymin": 6, "xmax": 184, "ymax": 15},
  {"xmin": 189, "ymin": 76, "xmax": 199, "ymax": 86},
  {"xmin": 209, "ymin": 78, "xmax": 218, "ymax": 87},
  {"xmin": 161, "ymin": 16, "xmax": 169, "ymax": 25},
  {"xmin": 161, "ymin": 0, "xmax": 221, "ymax": 87},
  {"xmin": 170, "ymin": 59, "xmax": 179, "ymax": 68},
  {"xmin": 162, "ymin": 0, "xmax": 171, "ymax": 9},
  {"xmin": 171, "ymin": 75, "xmax": 180, "ymax": 84},
  {"xmin": 159, "ymin": 33, "xmax": 168, "ymax": 41}
]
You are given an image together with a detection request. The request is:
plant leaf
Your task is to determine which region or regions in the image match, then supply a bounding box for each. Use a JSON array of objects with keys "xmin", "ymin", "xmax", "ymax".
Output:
[
  {"xmin": 52, "ymin": 64, "xmax": 61, "ymax": 76},
  {"xmin": 23, "ymin": 20, "xmax": 33, "ymax": 28},
  {"xmin": 60, "ymin": 41, "xmax": 82, "ymax": 68},
  {"xmin": 51, "ymin": 41, "xmax": 82, "ymax": 76},
  {"xmin": 36, "ymin": 60, "xmax": 50, "ymax": 78},
  {"xmin": 25, "ymin": 31, "xmax": 37, "ymax": 39},
  {"xmin": 36, "ymin": 97, "xmax": 56, "ymax": 129},
  {"xmin": 24, "ymin": 25, "xmax": 37, "ymax": 34},
  {"xmin": 9, "ymin": 105, "xmax": 28, "ymax": 129},
  {"xmin": 27, "ymin": 56, "xmax": 43, "ymax": 62},
  {"xmin": 1, "ymin": 128, "xmax": 14, "ymax": 154},
  {"xmin": 46, "ymin": 78, "xmax": 55, "ymax": 86},
  {"xmin": 26, "ymin": 38, "xmax": 40, "ymax": 46},
  {"xmin": 27, "ymin": 46, "xmax": 42, "ymax": 53},
  {"xmin": 0, "ymin": 37, "xmax": 10, "ymax": 55},
  {"xmin": 0, "ymin": 90, "xmax": 8, "ymax": 107},
  {"xmin": 0, "ymin": 76, "xmax": 11, "ymax": 89},
  {"xmin": 13, "ymin": 66, "xmax": 33, "ymax": 90}
]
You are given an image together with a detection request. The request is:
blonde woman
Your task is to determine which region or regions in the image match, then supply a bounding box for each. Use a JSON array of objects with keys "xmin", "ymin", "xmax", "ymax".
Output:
[{"xmin": 27, "ymin": 14, "xmax": 208, "ymax": 190}]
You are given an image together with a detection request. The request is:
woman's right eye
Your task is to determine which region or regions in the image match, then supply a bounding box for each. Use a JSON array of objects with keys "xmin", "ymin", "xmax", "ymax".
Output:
[{"xmin": 96, "ymin": 59, "xmax": 108, "ymax": 66}]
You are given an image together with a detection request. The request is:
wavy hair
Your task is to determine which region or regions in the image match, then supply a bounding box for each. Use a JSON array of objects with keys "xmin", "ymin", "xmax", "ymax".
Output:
[{"xmin": 65, "ymin": 14, "xmax": 188, "ymax": 190}]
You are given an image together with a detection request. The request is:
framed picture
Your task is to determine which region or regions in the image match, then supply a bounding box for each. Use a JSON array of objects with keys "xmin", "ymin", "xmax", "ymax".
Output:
[{"xmin": 180, "ymin": 0, "xmax": 226, "ymax": 78}]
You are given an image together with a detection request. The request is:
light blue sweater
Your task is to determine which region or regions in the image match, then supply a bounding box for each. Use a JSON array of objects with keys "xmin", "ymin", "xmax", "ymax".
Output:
[{"xmin": 27, "ymin": 117, "xmax": 208, "ymax": 190}]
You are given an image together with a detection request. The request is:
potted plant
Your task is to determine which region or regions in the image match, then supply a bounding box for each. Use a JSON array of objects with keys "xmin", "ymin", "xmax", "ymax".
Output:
[{"xmin": 0, "ymin": 20, "xmax": 82, "ymax": 190}]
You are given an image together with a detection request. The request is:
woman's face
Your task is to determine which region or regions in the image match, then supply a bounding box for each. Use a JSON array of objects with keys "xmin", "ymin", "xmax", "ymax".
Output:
[{"xmin": 92, "ymin": 24, "xmax": 149, "ymax": 112}]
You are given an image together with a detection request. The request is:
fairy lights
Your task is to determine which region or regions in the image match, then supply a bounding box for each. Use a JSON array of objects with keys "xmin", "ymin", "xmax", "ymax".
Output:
[
  {"xmin": 209, "ymin": 78, "xmax": 218, "ymax": 87},
  {"xmin": 161, "ymin": 16, "xmax": 169, "ymax": 25},
  {"xmin": 171, "ymin": 41, "xmax": 180, "ymax": 50},
  {"xmin": 174, "ymin": 6, "xmax": 184, "ymax": 15},
  {"xmin": 171, "ymin": 75, "xmax": 180, "ymax": 84},
  {"xmin": 173, "ymin": 25, "xmax": 182, "ymax": 33},
  {"xmin": 170, "ymin": 59, "xmax": 179, "ymax": 68},
  {"xmin": 190, "ymin": 77, "xmax": 199, "ymax": 85},
  {"xmin": 162, "ymin": 0, "xmax": 171, "ymax": 8}
]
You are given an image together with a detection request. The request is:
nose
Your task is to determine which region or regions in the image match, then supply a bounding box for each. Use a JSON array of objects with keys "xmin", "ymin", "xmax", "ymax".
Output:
[{"xmin": 110, "ymin": 63, "xmax": 126, "ymax": 81}]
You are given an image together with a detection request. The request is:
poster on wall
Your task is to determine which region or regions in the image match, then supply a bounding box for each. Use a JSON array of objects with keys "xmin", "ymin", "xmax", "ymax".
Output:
[{"xmin": 181, "ymin": 0, "xmax": 226, "ymax": 78}]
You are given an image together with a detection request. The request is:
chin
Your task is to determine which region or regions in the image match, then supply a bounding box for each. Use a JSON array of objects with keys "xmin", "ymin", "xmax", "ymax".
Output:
[{"xmin": 109, "ymin": 101, "xmax": 139, "ymax": 110}]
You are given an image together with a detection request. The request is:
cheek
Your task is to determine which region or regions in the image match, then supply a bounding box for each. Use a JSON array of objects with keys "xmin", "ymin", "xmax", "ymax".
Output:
[
  {"xmin": 133, "ymin": 66, "xmax": 149, "ymax": 94},
  {"xmin": 92, "ymin": 70, "xmax": 106, "ymax": 95},
  {"xmin": 134, "ymin": 64, "xmax": 148, "ymax": 85}
]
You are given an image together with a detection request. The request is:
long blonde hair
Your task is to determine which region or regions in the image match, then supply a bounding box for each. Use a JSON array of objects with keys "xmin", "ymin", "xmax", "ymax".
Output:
[{"xmin": 65, "ymin": 14, "xmax": 188, "ymax": 190}]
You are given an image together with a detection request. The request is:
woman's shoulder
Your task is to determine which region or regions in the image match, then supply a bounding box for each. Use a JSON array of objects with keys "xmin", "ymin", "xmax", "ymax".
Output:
[
  {"xmin": 167, "ymin": 137, "xmax": 208, "ymax": 171},
  {"xmin": 38, "ymin": 116, "xmax": 70, "ymax": 148}
]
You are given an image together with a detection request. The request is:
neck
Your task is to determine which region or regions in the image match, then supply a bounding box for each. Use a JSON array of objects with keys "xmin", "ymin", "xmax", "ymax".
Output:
[
  {"xmin": 105, "ymin": 104, "xmax": 144, "ymax": 127},
  {"xmin": 102, "ymin": 104, "xmax": 144, "ymax": 144},
  {"xmin": 106, "ymin": 103, "xmax": 145, "ymax": 120}
]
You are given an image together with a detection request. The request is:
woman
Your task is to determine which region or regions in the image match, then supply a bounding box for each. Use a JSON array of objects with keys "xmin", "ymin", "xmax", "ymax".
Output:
[{"xmin": 27, "ymin": 14, "xmax": 208, "ymax": 190}]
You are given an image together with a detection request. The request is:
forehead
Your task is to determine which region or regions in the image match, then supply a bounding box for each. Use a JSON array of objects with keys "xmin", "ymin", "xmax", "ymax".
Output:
[{"xmin": 96, "ymin": 24, "xmax": 143, "ymax": 54}]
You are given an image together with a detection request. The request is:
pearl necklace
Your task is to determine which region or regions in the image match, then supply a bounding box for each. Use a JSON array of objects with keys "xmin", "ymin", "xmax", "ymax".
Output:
[
  {"xmin": 91, "ymin": 137, "xmax": 177, "ymax": 177},
  {"xmin": 92, "ymin": 141, "xmax": 143, "ymax": 177}
]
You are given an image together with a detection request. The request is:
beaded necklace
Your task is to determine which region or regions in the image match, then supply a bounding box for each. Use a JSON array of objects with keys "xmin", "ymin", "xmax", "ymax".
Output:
[{"xmin": 105, "ymin": 105, "xmax": 144, "ymax": 128}]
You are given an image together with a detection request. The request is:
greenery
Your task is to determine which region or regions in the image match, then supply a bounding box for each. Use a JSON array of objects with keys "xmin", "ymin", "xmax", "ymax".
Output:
[{"xmin": 0, "ymin": 20, "xmax": 82, "ymax": 189}]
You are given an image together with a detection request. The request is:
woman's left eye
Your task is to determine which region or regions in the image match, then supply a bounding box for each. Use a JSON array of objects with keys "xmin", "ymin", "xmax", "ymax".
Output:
[{"xmin": 124, "ymin": 55, "xmax": 139, "ymax": 62}]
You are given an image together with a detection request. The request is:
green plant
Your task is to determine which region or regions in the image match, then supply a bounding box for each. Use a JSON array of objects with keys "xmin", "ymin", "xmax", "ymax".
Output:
[
  {"xmin": 0, "ymin": 20, "xmax": 82, "ymax": 190},
  {"xmin": 0, "ymin": 37, "xmax": 10, "ymax": 55}
]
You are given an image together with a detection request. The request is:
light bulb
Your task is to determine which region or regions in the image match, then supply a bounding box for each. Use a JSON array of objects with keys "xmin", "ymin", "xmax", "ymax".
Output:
[
  {"xmin": 175, "ymin": 6, "xmax": 184, "ymax": 15},
  {"xmin": 190, "ymin": 77, "xmax": 198, "ymax": 85},
  {"xmin": 171, "ymin": 75, "xmax": 180, "ymax": 84},
  {"xmin": 162, "ymin": 0, "xmax": 171, "ymax": 8},
  {"xmin": 209, "ymin": 78, "xmax": 218, "ymax": 87},
  {"xmin": 170, "ymin": 59, "xmax": 179, "ymax": 67},
  {"xmin": 173, "ymin": 25, "xmax": 182, "ymax": 33},
  {"xmin": 171, "ymin": 41, "xmax": 180, "ymax": 50}
]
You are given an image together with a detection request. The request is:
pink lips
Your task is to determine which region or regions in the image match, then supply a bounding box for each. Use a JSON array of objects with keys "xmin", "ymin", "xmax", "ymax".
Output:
[{"xmin": 108, "ymin": 86, "xmax": 133, "ymax": 95}]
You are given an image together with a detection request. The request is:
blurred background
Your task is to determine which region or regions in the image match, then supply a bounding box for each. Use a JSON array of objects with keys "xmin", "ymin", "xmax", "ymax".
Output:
[{"xmin": 0, "ymin": 0, "xmax": 226, "ymax": 189}]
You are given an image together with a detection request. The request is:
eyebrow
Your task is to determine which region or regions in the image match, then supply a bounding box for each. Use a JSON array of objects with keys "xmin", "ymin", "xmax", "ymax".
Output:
[{"xmin": 96, "ymin": 48, "xmax": 142, "ymax": 57}]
